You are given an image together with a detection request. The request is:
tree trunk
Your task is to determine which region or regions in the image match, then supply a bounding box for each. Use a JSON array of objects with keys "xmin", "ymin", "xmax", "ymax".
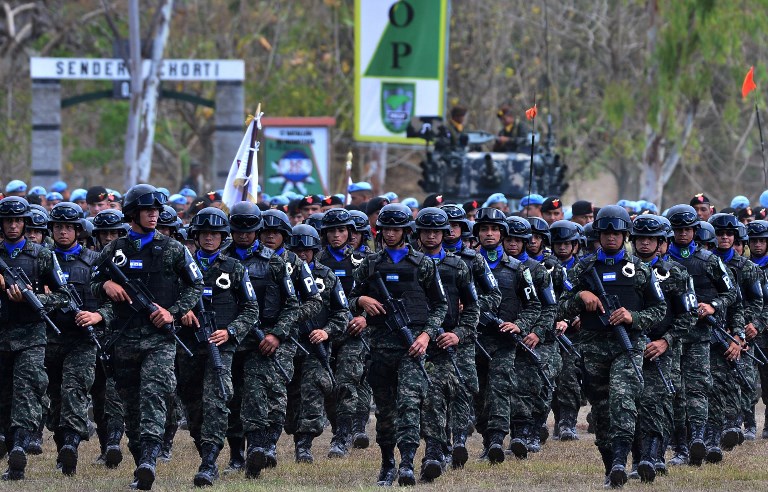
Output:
[{"xmin": 123, "ymin": 0, "xmax": 142, "ymax": 189}]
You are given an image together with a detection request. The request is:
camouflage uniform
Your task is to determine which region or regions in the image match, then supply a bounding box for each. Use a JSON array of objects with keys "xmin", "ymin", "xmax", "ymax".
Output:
[
  {"xmin": 750, "ymin": 258, "xmax": 768, "ymax": 437},
  {"xmin": 348, "ymin": 245, "xmax": 447, "ymax": 479},
  {"xmin": 0, "ymin": 239, "xmax": 69, "ymax": 479},
  {"xmin": 221, "ymin": 241, "xmax": 300, "ymax": 474},
  {"xmin": 559, "ymin": 252, "xmax": 666, "ymax": 477},
  {"xmin": 474, "ymin": 248, "xmax": 540, "ymax": 462},
  {"xmin": 91, "ymin": 232, "xmax": 203, "ymax": 466}
]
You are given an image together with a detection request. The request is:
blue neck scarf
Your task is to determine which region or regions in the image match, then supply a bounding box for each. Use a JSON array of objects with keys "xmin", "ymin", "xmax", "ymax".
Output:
[
  {"xmin": 274, "ymin": 246, "xmax": 285, "ymax": 257},
  {"xmin": 327, "ymin": 245, "xmax": 346, "ymax": 262},
  {"xmin": 714, "ymin": 248, "xmax": 735, "ymax": 264},
  {"xmin": 196, "ymin": 249, "xmax": 220, "ymax": 271},
  {"xmin": 668, "ymin": 242, "xmax": 696, "ymax": 261},
  {"xmin": 481, "ymin": 245, "xmax": 504, "ymax": 269},
  {"xmin": 561, "ymin": 256, "xmax": 576, "ymax": 270},
  {"xmin": 426, "ymin": 248, "xmax": 446, "ymax": 261},
  {"xmin": 55, "ymin": 243, "xmax": 82, "ymax": 261},
  {"xmin": 642, "ymin": 255, "xmax": 659, "ymax": 267},
  {"xmin": 443, "ymin": 239, "xmax": 463, "ymax": 252},
  {"xmin": 234, "ymin": 240, "xmax": 259, "ymax": 261},
  {"xmin": 514, "ymin": 251, "xmax": 530, "ymax": 263},
  {"xmin": 596, "ymin": 248, "xmax": 625, "ymax": 265},
  {"xmin": 385, "ymin": 247, "xmax": 409, "ymax": 264},
  {"xmin": 533, "ymin": 252, "xmax": 545, "ymax": 262},
  {"xmin": 128, "ymin": 230, "xmax": 155, "ymax": 250},
  {"xmin": 752, "ymin": 254, "xmax": 768, "ymax": 268},
  {"xmin": 3, "ymin": 237, "xmax": 26, "ymax": 258}
]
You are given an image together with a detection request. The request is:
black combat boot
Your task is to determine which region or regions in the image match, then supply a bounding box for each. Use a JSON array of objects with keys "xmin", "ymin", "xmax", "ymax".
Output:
[
  {"xmin": 509, "ymin": 424, "xmax": 529, "ymax": 460},
  {"xmin": 352, "ymin": 412, "xmax": 370, "ymax": 449},
  {"xmin": 598, "ymin": 446, "xmax": 612, "ymax": 487},
  {"xmin": 688, "ymin": 424, "xmax": 706, "ymax": 466},
  {"xmin": 419, "ymin": 437, "xmax": 443, "ymax": 483},
  {"xmin": 397, "ymin": 444, "xmax": 417, "ymax": 486},
  {"xmin": 159, "ymin": 424, "xmax": 178, "ymax": 463},
  {"xmin": 720, "ymin": 419, "xmax": 741, "ymax": 452},
  {"xmin": 527, "ymin": 421, "xmax": 542, "ymax": 454},
  {"xmin": 628, "ymin": 434, "xmax": 641, "ymax": 480},
  {"xmin": 609, "ymin": 438, "xmax": 631, "ymax": 488},
  {"xmin": 264, "ymin": 423, "xmax": 282, "ymax": 468},
  {"xmin": 26, "ymin": 426, "xmax": 43, "ymax": 455},
  {"xmin": 487, "ymin": 431, "xmax": 506, "ymax": 464},
  {"xmin": 294, "ymin": 433, "xmax": 314, "ymax": 464},
  {"xmin": 193, "ymin": 442, "xmax": 221, "ymax": 487},
  {"xmin": 478, "ymin": 433, "xmax": 490, "ymax": 461},
  {"xmin": 668, "ymin": 426, "xmax": 688, "ymax": 466},
  {"xmin": 743, "ymin": 407, "xmax": 757, "ymax": 441},
  {"xmin": 244, "ymin": 431, "xmax": 266, "ymax": 479},
  {"xmin": 704, "ymin": 424, "xmax": 723, "ymax": 464},
  {"xmin": 537, "ymin": 417, "xmax": 549, "ymax": 445},
  {"xmin": 559, "ymin": 408, "xmax": 579, "ymax": 441},
  {"xmin": 451, "ymin": 428, "xmax": 469, "ymax": 469},
  {"xmin": 0, "ymin": 432, "xmax": 6, "ymax": 460},
  {"xmin": 2, "ymin": 428, "xmax": 31, "ymax": 481},
  {"xmin": 376, "ymin": 444, "xmax": 397, "ymax": 486},
  {"xmin": 104, "ymin": 423, "xmax": 124, "ymax": 469},
  {"xmin": 225, "ymin": 436, "xmax": 245, "ymax": 472},
  {"xmin": 58, "ymin": 430, "xmax": 81, "ymax": 476},
  {"xmin": 134, "ymin": 439, "xmax": 161, "ymax": 490},
  {"xmin": 637, "ymin": 434, "xmax": 659, "ymax": 483},
  {"xmin": 655, "ymin": 435, "xmax": 669, "ymax": 476},
  {"xmin": 328, "ymin": 418, "xmax": 351, "ymax": 458}
]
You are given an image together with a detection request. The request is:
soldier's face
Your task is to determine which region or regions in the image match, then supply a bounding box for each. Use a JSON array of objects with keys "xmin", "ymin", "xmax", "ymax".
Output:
[
  {"xmin": 673, "ymin": 227, "xmax": 695, "ymax": 246},
  {"xmin": 502, "ymin": 236, "xmax": 525, "ymax": 257},
  {"xmin": 553, "ymin": 241, "xmax": 575, "ymax": 260},
  {"xmin": 527, "ymin": 234, "xmax": 544, "ymax": 255},
  {"xmin": 715, "ymin": 229, "xmax": 735, "ymax": 250},
  {"xmin": 260, "ymin": 229, "xmax": 284, "ymax": 251},
  {"xmin": 96, "ymin": 230, "xmax": 120, "ymax": 248},
  {"xmin": 522, "ymin": 205, "xmax": 542, "ymax": 218},
  {"xmin": 733, "ymin": 241, "xmax": 744, "ymax": 256},
  {"xmin": 2, "ymin": 217, "xmax": 25, "ymax": 242},
  {"xmin": 599, "ymin": 231, "xmax": 624, "ymax": 254},
  {"xmin": 543, "ymin": 208, "xmax": 564, "ymax": 224},
  {"xmin": 232, "ymin": 231, "xmax": 257, "ymax": 248},
  {"xmin": 418, "ymin": 229, "xmax": 443, "ymax": 251},
  {"xmin": 135, "ymin": 208, "xmax": 159, "ymax": 231},
  {"xmin": 25, "ymin": 229, "xmax": 44, "ymax": 245},
  {"xmin": 349, "ymin": 231, "xmax": 363, "ymax": 249},
  {"xmin": 156, "ymin": 226, "xmax": 173, "ymax": 237},
  {"xmin": 632, "ymin": 236, "xmax": 660, "ymax": 259},
  {"xmin": 88, "ymin": 199, "xmax": 110, "ymax": 217},
  {"xmin": 293, "ymin": 248, "xmax": 315, "ymax": 264},
  {"xmin": 694, "ymin": 203, "xmax": 712, "ymax": 220},
  {"xmin": 300, "ymin": 204, "xmax": 321, "ymax": 219},
  {"xmin": 381, "ymin": 227, "xmax": 405, "ymax": 248},
  {"xmin": 52, "ymin": 222, "xmax": 78, "ymax": 248},
  {"xmin": 447, "ymin": 223, "xmax": 462, "ymax": 243},
  {"xmin": 197, "ymin": 230, "xmax": 223, "ymax": 253},
  {"xmin": 749, "ymin": 238, "xmax": 768, "ymax": 257},
  {"xmin": 478, "ymin": 224, "xmax": 501, "ymax": 248},
  {"xmin": 571, "ymin": 214, "xmax": 594, "ymax": 226},
  {"xmin": 326, "ymin": 226, "xmax": 349, "ymax": 249}
]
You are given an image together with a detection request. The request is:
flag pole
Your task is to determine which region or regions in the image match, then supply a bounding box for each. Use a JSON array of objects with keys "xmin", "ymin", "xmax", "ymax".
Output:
[
  {"xmin": 241, "ymin": 102, "xmax": 262, "ymax": 202},
  {"xmin": 755, "ymin": 101, "xmax": 767, "ymax": 188},
  {"xmin": 525, "ymin": 93, "xmax": 537, "ymax": 218},
  {"xmin": 344, "ymin": 150, "xmax": 353, "ymax": 205}
]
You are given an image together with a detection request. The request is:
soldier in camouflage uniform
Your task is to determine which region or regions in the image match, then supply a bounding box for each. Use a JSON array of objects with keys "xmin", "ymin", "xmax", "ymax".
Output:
[
  {"xmin": 177, "ymin": 207, "xmax": 258, "ymax": 486},
  {"xmin": 627, "ymin": 214, "xmax": 693, "ymax": 482},
  {"xmin": 745, "ymin": 220, "xmax": 768, "ymax": 439},
  {"xmin": 440, "ymin": 204, "xmax": 500, "ymax": 468},
  {"xmin": 559, "ymin": 205, "xmax": 666, "ymax": 488},
  {"xmin": 89, "ymin": 209, "xmax": 127, "ymax": 468},
  {"xmin": 242, "ymin": 209, "xmax": 321, "ymax": 478},
  {"xmin": 471, "ymin": 207, "xmax": 540, "ymax": 464},
  {"xmin": 220, "ymin": 202, "xmax": 300, "ymax": 476},
  {"xmin": 665, "ymin": 204, "xmax": 737, "ymax": 467},
  {"xmin": 91, "ymin": 184, "xmax": 204, "ymax": 490},
  {"xmin": 285, "ymin": 224, "xmax": 350, "ymax": 463},
  {"xmin": 501, "ymin": 216, "xmax": 557, "ymax": 456},
  {"xmin": 414, "ymin": 207, "xmax": 479, "ymax": 482},
  {"xmin": 45, "ymin": 202, "xmax": 107, "ymax": 476},
  {"xmin": 548, "ymin": 220, "xmax": 584, "ymax": 441},
  {"xmin": 0, "ymin": 196, "xmax": 69, "ymax": 481},
  {"xmin": 314, "ymin": 209, "xmax": 372, "ymax": 457},
  {"xmin": 706, "ymin": 213, "xmax": 761, "ymax": 462},
  {"xmin": 348, "ymin": 203, "xmax": 448, "ymax": 486}
]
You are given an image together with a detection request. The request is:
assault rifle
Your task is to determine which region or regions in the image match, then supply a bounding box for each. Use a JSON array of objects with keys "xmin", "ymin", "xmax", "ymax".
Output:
[
  {"xmin": 704, "ymin": 315, "xmax": 765, "ymax": 367},
  {"xmin": 372, "ymin": 272, "xmax": 431, "ymax": 385},
  {"xmin": 586, "ymin": 267, "xmax": 644, "ymax": 384},
  {"xmin": 102, "ymin": 259, "xmax": 194, "ymax": 357},
  {"xmin": 195, "ymin": 297, "xmax": 230, "ymax": 399},
  {"xmin": 250, "ymin": 325, "xmax": 292, "ymax": 382},
  {"xmin": 436, "ymin": 327, "xmax": 466, "ymax": 386},
  {"xmin": 62, "ymin": 284, "xmax": 110, "ymax": 373},
  {"xmin": 556, "ymin": 332, "xmax": 582, "ymax": 362},
  {"xmin": 479, "ymin": 312, "xmax": 555, "ymax": 389},
  {"xmin": 705, "ymin": 315, "xmax": 757, "ymax": 391},
  {"xmin": 298, "ymin": 320, "xmax": 336, "ymax": 386},
  {"xmin": 0, "ymin": 256, "xmax": 61, "ymax": 334},
  {"xmin": 642, "ymin": 335, "xmax": 676, "ymax": 395}
]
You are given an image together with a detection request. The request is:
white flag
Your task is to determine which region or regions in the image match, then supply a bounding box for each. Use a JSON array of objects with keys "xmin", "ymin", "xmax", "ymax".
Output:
[{"xmin": 221, "ymin": 112, "xmax": 263, "ymax": 212}]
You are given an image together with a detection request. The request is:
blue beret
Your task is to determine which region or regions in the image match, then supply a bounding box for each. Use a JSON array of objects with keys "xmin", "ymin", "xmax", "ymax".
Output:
[
  {"xmin": 168, "ymin": 194, "xmax": 187, "ymax": 205},
  {"xmin": 731, "ymin": 195, "xmax": 750, "ymax": 210},
  {"xmin": 760, "ymin": 190, "xmax": 768, "ymax": 208},
  {"xmin": 5, "ymin": 180, "xmax": 27, "ymax": 193},
  {"xmin": 519, "ymin": 194, "xmax": 545, "ymax": 207},
  {"xmin": 178, "ymin": 188, "xmax": 197, "ymax": 198},
  {"xmin": 70, "ymin": 188, "xmax": 87, "ymax": 202},
  {"xmin": 270, "ymin": 195, "xmax": 290, "ymax": 206},
  {"xmin": 29, "ymin": 185, "xmax": 47, "ymax": 196},
  {"xmin": 156, "ymin": 187, "xmax": 170, "ymax": 198},
  {"xmin": 45, "ymin": 192, "xmax": 63, "ymax": 201},
  {"xmin": 483, "ymin": 193, "xmax": 508, "ymax": 207},
  {"xmin": 383, "ymin": 192, "xmax": 399, "ymax": 202},
  {"xmin": 402, "ymin": 197, "xmax": 419, "ymax": 208},
  {"xmin": 348, "ymin": 181, "xmax": 373, "ymax": 193},
  {"xmin": 50, "ymin": 181, "xmax": 68, "ymax": 192}
]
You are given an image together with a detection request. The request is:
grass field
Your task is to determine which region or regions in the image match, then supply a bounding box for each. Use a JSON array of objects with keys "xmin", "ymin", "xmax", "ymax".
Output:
[{"xmin": 4, "ymin": 404, "xmax": 768, "ymax": 491}]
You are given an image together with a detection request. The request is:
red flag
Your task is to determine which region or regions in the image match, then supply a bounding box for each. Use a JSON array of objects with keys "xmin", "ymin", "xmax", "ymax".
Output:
[
  {"xmin": 743, "ymin": 66, "xmax": 757, "ymax": 99},
  {"xmin": 525, "ymin": 104, "xmax": 537, "ymax": 121}
]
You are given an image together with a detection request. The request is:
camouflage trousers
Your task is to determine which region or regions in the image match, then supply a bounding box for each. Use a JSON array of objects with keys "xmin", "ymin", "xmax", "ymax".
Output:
[
  {"xmin": 163, "ymin": 392, "xmax": 183, "ymax": 434},
  {"xmin": 0, "ymin": 345, "xmax": 48, "ymax": 434},
  {"xmin": 675, "ymin": 341, "xmax": 711, "ymax": 428},
  {"xmin": 738, "ymin": 346, "xmax": 760, "ymax": 426},
  {"xmin": 533, "ymin": 342, "xmax": 562, "ymax": 423},
  {"xmin": 636, "ymin": 345, "xmax": 675, "ymax": 439},
  {"xmin": 580, "ymin": 333, "xmax": 644, "ymax": 449},
  {"xmin": 421, "ymin": 355, "xmax": 457, "ymax": 447},
  {"xmin": 707, "ymin": 345, "xmax": 742, "ymax": 427},
  {"xmin": 176, "ymin": 347, "xmax": 233, "ymax": 448},
  {"xmin": 368, "ymin": 346, "xmax": 428, "ymax": 448},
  {"xmin": 554, "ymin": 337, "xmax": 583, "ymax": 418},
  {"xmin": 757, "ymin": 335, "xmax": 768, "ymax": 417},
  {"xmin": 111, "ymin": 335, "xmax": 176, "ymax": 446},
  {"xmin": 44, "ymin": 339, "xmax": 96, "ymax": 439},
  {"xmin": 91, "ymin": 361, "xmax": 124, "ymax": 434},
  {"xmin": 474, "ymin": 337, "xmax": 518, "ymax": 436},
  {"xmin": 240, "ymin": 338, "xmax": 297, "ymax": 433},
  {"xmin": 669, "ymin": 343, "xmax": 685, "ymax": 432},
  {"xmin": 449, "ymin": 341, "xmax": 478, "ymax": 438},
  {"xmin": 290, "ymin": 353, "xmax": 334, "ymax": 437},
  {"xmin": 331, "ymin": 337, "xmax": 369, "ymax": 422}
]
